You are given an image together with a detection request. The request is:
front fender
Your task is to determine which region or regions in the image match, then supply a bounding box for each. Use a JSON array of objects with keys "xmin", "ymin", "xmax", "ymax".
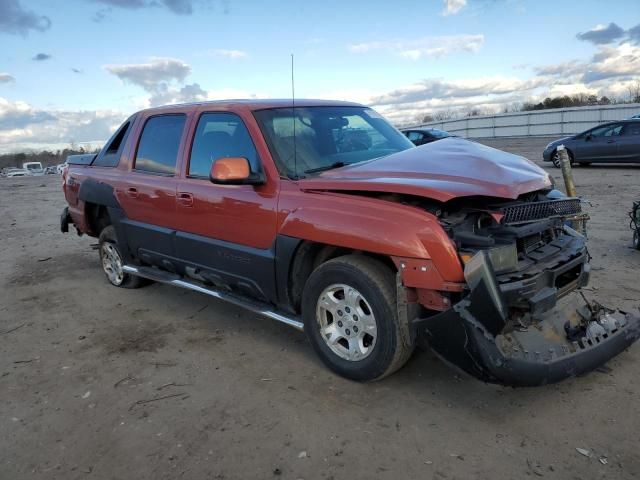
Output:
[{"xmin": 277, "ymin": 187, "xmax": 464, "ymax": 283}]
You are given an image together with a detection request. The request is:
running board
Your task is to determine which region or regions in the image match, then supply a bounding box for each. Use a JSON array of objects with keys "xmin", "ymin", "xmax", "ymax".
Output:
[{"xmin": 122, "ymin": 265, "xmax": 304, "ymax": 331}]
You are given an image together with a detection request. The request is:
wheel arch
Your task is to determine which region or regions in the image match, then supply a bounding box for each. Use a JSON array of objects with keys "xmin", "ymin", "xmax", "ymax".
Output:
[
  {"xmin": 552, "ymin": 146, "xmax": 575, "ymax": 162},
  {"xmin": 280, "ymin": 238, "xmax": 397, "ymax": 315}
]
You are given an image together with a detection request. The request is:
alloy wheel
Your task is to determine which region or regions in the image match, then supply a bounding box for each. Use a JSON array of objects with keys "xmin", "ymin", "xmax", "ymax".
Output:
[
  {"xmin": 101, "ymin": 242, "xmax": 124, "ymax": 285},
  {"xmin": 316, "ymin": 283, "xmax": 377, "ymax": 361}
]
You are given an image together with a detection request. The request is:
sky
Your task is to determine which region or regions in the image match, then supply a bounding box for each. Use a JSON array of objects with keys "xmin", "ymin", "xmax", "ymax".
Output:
[{"xmin": 0, "ymin": 0, "xmax": 639, "ymax": 152}]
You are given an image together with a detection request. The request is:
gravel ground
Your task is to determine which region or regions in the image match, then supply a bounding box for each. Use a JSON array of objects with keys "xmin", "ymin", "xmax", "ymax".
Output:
[{"xmin": 1, "ymin": 137, "xmax": 639, "ymax": 480}]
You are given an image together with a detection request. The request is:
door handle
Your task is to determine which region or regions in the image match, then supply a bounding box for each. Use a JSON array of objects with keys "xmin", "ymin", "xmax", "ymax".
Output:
[
  {"xmin": 177, "ymin": 192, "xmax": 194, "ymax": 207},
  {"xmin": 126, "ymin": 187, "xmax": 139, "ymax": 198}
]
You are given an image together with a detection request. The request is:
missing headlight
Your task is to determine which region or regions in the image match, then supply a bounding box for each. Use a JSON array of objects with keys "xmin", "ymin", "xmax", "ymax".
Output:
[{"xmin": 486, "ymin": 243, "xmax": 518, "ymax": 274}]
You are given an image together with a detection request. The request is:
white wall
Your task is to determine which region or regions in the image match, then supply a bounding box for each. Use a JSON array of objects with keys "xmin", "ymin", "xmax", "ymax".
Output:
[{"xmin": 408, "ymin": 103, "xmax": 640, "ymax": 139}]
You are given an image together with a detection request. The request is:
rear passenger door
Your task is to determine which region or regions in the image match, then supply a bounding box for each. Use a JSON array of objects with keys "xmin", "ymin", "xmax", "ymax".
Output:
[
  {"xmin": 617, "ymin": 122, "xmax": 640, "ymax": 162},
  {"xmin": 118, "ymin": 114, "xmax": 187, "ymax": 267},
  {"xmin": 174, "ymin": 111, "xmax": 279, "ymax": 302}
]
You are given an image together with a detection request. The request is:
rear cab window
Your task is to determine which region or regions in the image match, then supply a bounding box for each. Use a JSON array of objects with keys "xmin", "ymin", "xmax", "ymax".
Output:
[
  {"xmin": 188, "ymin": 112, "xmax": 261, "ymax": 178},
  {"xmin": 92, "ymin": 118, "xmax": 133, "ymax": 167},
  {"xmin": 134, "ymin": 114, "xmax": 187, "ymax": 175}
]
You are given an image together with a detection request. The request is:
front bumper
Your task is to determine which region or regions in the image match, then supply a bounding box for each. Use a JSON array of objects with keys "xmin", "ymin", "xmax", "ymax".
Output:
[
  {"xmin": 542, "ymin": 148, "xmax": 553, "ymax": 162},
  {"xmin": 416, "ymin": 253, "xmax": 640, "ymax": 386}
]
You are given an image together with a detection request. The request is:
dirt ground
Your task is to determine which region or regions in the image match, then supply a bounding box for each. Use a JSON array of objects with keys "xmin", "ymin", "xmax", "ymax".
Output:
[{"xmin": 1, "ymin": 137, "xmax": 639, "ymax": 480}]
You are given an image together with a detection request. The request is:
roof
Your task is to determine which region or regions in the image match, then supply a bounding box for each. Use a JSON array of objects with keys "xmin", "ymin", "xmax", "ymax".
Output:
[{"xmin": 140, "ymin": 98, "xmax": 364, "ymax": 114}]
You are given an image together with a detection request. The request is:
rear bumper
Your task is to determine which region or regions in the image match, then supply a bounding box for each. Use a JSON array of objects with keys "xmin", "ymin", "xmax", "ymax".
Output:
[
  {"xmin": 542, "ymin": 148, "xmax": 553, "ymax": 162},
  {"xmin": 416, "ymin": 253, "xmax": 640, "ymax": 386}
]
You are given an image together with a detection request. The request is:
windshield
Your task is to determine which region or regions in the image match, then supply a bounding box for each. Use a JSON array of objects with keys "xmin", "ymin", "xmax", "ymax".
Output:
[{"xmin": 253, "ymin": 106, "xmax": 414, "ymax": 178}]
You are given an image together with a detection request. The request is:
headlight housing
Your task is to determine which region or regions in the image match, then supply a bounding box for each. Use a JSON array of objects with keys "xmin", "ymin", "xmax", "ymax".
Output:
[{"xmin": 460, "ymin": 243, "xmax": 518, "ymax": 274}]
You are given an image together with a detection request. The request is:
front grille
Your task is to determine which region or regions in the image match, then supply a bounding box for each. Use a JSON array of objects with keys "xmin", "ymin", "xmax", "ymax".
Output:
[{"xmin": 500, "ymin": 199, "xmax": 581, "ymax": 225}]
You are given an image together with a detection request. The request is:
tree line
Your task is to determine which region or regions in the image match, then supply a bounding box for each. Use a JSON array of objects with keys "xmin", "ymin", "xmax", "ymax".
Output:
[{"xmin": 0, "ymin": 145, "xmax": 100, "ymax": 170}]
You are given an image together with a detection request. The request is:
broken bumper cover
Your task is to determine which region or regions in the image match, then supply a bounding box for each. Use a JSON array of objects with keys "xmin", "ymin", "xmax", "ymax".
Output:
[{"xmin": 417, "ymin": 253, "xmax": 640, "ymax": 386}]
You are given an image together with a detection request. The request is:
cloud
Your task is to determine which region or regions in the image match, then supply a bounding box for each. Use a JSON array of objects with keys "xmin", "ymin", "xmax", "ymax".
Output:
[
  {"xmin": 576, "ymin": 23, "xmax": 625, "ymax": 45},
  {"xmin": 149, "ymin": 82, "xmax": 208, "ymax": 106},
  {"xmin": 534, "ymin": 60, "xmax": 584, "ymax": 77},
  {"xmin": 148, "ymin": 84, "xmax": 265, "ymax": 107},
  {"xmin": 581, "ymin": 43, "xmax": 640, "ymax": 82},
  {"xmin": 0, "ymin": 0, "xmax": 51, "ymax": 36},
  {"xmin": 442, "ymin": 0, "xmax": 467, "ymax": 16},
  {"xmin": 211, "ymin": 49, "xmax": 248, "ymax": 59},
  {"xmin": 0, "ymin": 99, "xmax": 57, "ymax": 129},
  {"xmin": 32, "ymin": 53, "xmax": 52, "ymax": 61},
  {"xmin": 348, "ymin": 34, "xmax": 484, "ymax": 60},
  {"xmin": 628, "ymin": 23, "xmax": 640, "ymax": 44},
  {"xmin": 93, "ymin": 0, "xmax": 198, "ymax": 15},
  {"xmin": 363, "ymin": 42, "xmax": 640, "ymax": 123},
  {"xmin": 0, "ymin": 97, "xmax": 127, "ymax": 153},
  {"xmin": 370, "ymin": 76, "xmax": 546, "ymax": 108},
  {"xmin": 105, "ymin": 57, "xmax": 191, "ymax": 91},
  {"xmin": 104, "ymin": 57, "xmax": 262, "ymax": 108},
  {"xmin": 0, "ymin": 73, "xmax": 15, "ymax": 83}
]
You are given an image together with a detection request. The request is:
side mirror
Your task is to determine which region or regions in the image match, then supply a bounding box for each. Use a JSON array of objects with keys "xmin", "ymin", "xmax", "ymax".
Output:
[
  {"xmin": 585, "ymin": 133, "xmax": 593, "ymax": 141},
  {"xmin": 210, "ymin": 157, "xmax": 264, "ymax": 185}
]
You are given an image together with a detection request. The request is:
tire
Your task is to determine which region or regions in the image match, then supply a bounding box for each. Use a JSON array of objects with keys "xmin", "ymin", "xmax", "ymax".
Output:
[
  {"xmin": 301, "ymin": 255, "xmax": 414, "ymax": 381},
  {"xmin": 98, "ymin": 225, "xmax": 148, "ymax": 288},
  {"xmin": 634, "ymin": 230, "xmax": 640, "ymax": 251},
  {"xmin": 551, "ymin": 149, "xmax": 574, "ymax": 168}
]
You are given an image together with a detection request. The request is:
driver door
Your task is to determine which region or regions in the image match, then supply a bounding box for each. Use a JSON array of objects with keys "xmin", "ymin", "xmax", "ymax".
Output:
[
  {"xmin": 574, "ymin": 123, "xmax": 623, "ymax": 162},
  {"xmin": 173, "ymin": 111, "xmax": 279, "ymax": 303}
]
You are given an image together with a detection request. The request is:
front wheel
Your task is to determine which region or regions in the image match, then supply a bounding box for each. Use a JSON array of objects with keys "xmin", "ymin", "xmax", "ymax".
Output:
[
  {"xmin": 301, "ymin": 255, "xmax": 413, "ymax": 381},
  {"xmin": 551, "ymin": 149, "xmax": 574, "ymax": 168},
  {"xmin": 634, "ymin": 230, "xmax": 640, "ymax": 251},
  {"xmin": 98, "ymin": 226, "xmax": 148, "ymax": 288}
]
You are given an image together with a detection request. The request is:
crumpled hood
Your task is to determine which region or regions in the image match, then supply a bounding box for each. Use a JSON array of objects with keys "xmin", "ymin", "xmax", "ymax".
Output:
[{"xmin": 299, "ymin": 137, "xmax": 551, "ymax": 202}]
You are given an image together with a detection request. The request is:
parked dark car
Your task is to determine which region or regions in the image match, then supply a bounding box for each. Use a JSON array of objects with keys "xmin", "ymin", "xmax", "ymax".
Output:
[
  {"xmin": 543, "ymin": 120, "xmax": 640, "ymax": 167},
  {"xmin": 402, "ymin": 128, "xmax": 453, "ymax": 146}
]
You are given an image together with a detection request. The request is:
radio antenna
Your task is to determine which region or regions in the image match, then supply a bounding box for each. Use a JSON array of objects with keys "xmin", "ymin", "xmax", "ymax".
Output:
[{"xmin": 291, "ymin": 53, "xmax": 298, "ymax": 179}]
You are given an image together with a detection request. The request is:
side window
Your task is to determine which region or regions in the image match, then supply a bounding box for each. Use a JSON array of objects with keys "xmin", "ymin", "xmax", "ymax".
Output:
[
  {"xmin": 590, "ymin": 124, "xmax": 623, "ymax": 137},
  {"xmin": 407, "ymin": 131, "xmax": 423, "ymax": 142},
  {"xmin": 189, "ymin": 112, "xmax": 260, "ymax": 178},
  {"xmin": 622, "ymin": 123, "xmax": 640, "ymax": 136},
  {"xmin": 134, "ymin": 115, "xmax": 186, "ymax": 175},
  {"xmin": 93, "ymin": 120, "xmax": 131, "ymax": 167}
]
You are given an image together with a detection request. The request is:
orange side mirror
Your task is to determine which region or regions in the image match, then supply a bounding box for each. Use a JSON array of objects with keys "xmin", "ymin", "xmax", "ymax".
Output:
[{"xmin": 210, "ymin": 157, "xmax": 253, "ymax": 184}]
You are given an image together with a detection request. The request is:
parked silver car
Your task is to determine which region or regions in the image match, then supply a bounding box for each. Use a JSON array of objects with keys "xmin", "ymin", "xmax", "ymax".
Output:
[{"xmin": 543, "ymin": 119, "xmax": 640, "ymax": 167}]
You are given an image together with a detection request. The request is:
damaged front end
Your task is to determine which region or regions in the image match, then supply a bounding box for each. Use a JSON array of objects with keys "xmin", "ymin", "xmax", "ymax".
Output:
[{"xmin": 415, "ymin": 194, "xmax": 640, "ymax": 386}]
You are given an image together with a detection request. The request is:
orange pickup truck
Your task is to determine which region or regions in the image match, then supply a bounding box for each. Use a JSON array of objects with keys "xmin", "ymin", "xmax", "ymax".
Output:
[{"xmin": 61, "ymin": 99, "xmax": 639, "ymax": 385}]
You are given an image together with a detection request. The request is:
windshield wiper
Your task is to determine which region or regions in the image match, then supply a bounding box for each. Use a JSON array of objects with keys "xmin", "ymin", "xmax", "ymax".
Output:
[{"xmin": 304, "ymin": 162, "xmax": 346, "ymax": 174}]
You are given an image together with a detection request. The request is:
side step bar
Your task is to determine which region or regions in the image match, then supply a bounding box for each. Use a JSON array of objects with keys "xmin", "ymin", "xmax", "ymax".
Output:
[{"xmin": 122, "ymin": 265, "xmax": 304, "ymax": 331}]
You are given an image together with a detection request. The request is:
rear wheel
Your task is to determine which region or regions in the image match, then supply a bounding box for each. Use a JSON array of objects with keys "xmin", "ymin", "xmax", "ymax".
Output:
[
  {"xmin": 98, "ymin": 226, "xmax": 148, "ymax": 288},
  {"xmin": 551, "ymin": 149, "xmax": 574, "ymax": 168},
  {"xmin": 301, "ymin": 255, "xmax": 413, "ymax": 381}
]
